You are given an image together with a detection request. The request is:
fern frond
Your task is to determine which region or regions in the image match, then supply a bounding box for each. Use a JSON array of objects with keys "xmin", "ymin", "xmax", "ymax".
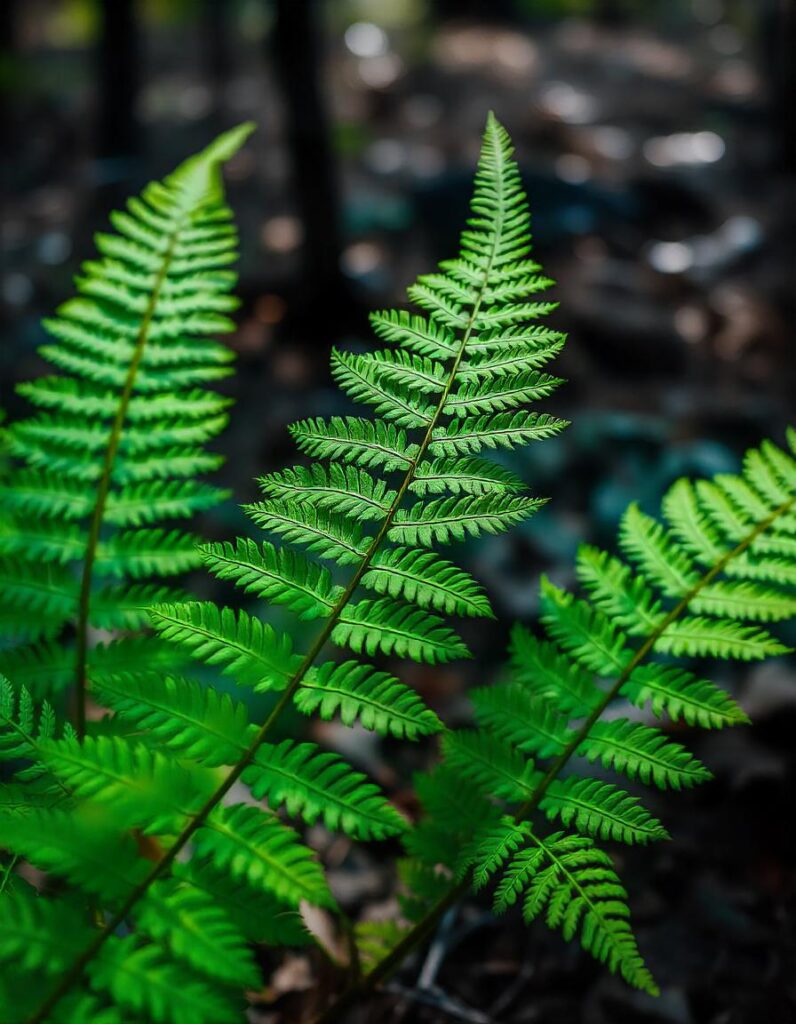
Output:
[
  {"xmin": 0, "ymin": 122, "xmax": 251, "ymax": 708},
  {"xmin": 364, "ymin": 546, "xmax": 493, "ymax": 617},
  {"xmin": 200, "ymin": 538, "xmax": 341, "ymax": 621},
  {"xmin": 0, "ymin": 674, "xmax": 60, "ymax": 773},
  {"xmin": 0, "ymin": 806, "xmax": 148, "ymax": 900},
  {"xmin": 259, "ymin": 463, "xmax": 395, "ymax": 520},
  {"xmin": 442, "ymin": 731, "xmax": 538, "ymax": 801},
  {"xmin": 0, "ymin": 888, "xmax": 94, "ymax": 975},
  {"xmin": 430, "ymin": 411, "xmax": 568, "ymax": 456},
  {"xmin": 404, "ymin": 431, "xmax": 794, "ymax": 999},
  {"xmin": 150, "ymin": 601, "xmax": 301, "ymax": 691},
  {"xmin": 390, "ymin": 494, "xmax": 546, "ymax": 546},
  {"xmin": 244, "ymin": 499, "xmax": 367, "ymax": 565},
  {"xmin": 508, "ymin": 625, "xmax": 601, "ymax": 716},
  {"xmin": 622, "ymin": 664, "xmax": 749, "ymax": 728},
  {"xmin": 243, "ymin": 740, "xmax": 408, "ymax": 839},
  {"xmin": 194, "ymin": 803, "xmax": 335, "ymax": 908},
  {"xmin": 578, "ymin": 719, "xmax": 711, "ymax": 790},
  {"xmin": 38, "ymin": 736, "xmax": 216, "ymax": 834},
  {"xmin": 333, "ymin": 598, "xmax": 470, "ymax": 663},
  {"xmin": 541, "ymin": 777, "xmax": 669, "ymax": 844},
  {"xmin": 13, "ymin": 113, "xmax": 573, "ymax": 1020},
  {"xmin": 410, "ymin": 455, "xmax": 526, "ymax": 497},
  {"xmin": 88, "ymin": 934, "xmax": 241, "ymax": 1024},
  {"xmin": 92, "ymin": 672, "xmax": 253, "ymax": 766},
  {"xmin": 294, "ymin": 661, "xmax": 442, "ymax": 740},
  {"xmin": 137, "ymin": 879, "xmax": 259, "ymax": 988},
  {"xmin": 173, "ymin": 859, "xmax": 310, "ymax": 947},
  {"xmin": 289, "ymin": 416, "xmax": 418, "ymax": 471},
  {"xmin": 519, "ymin": 830, "xmax": 658, "ymax": 995}
]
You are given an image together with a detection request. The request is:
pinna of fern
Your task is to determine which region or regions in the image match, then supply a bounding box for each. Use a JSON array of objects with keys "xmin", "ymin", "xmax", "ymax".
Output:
[
  {"xmin": 0, "ymin": 114, "xmax": 572, "ymax": 1023},
  {"xmin": 0, "ymin": 122, "xmax": 253, "ymax": 734},
  {"xmin": 381, "ymin": 431, "xmax": 796, "ymax": 1002}
]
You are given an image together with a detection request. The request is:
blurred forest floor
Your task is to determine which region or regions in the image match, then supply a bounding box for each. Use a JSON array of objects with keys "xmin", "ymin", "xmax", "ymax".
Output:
[{"xmin": 1, "ymin": 2, "xmax": 794, "ymax": 1022}]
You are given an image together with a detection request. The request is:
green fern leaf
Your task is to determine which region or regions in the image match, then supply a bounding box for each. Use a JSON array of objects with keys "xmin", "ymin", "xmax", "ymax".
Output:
[
  {"xmin": 442, "ymin": 731, "xmax": 538, "ymax": 801},
  {"xmin": 150, "ymin": 601, "xmax": 301, "ymax": 691},
  {"xmin": 0, "ymin": 888, "xmax": 94, "ymax": 975},
  {"xmin": 0, "ymin": 122, "xmax": 251, "ymax": 707},
  {"xmin": 410, "ymin": 455, "xmax": 526, "ymax": 497},
  {"xmin": 517, "ymin": 831, "xmax": 658, "ymax": 995},
  {"xmin": 508, "ymin": 625, "xmax": 601, "ymax": 716},
  {"xmin": 201, "ymin": 537, "xmax": 341, "ymax": 621},
  {"xmin": 364, "ymin": 546, "xmax": 493, "ymax": 617},
  {"xmin": 578, "ymin": 720, "xmax": 711, "ymax": 790},
  {"xmin": 173, "ymin": 859, "xmax": 310, "ymax": 947},
  {"xmin": 430, "ymin": 410, "xmax": 568, "ymax": 456},
  {"xmin": 540, "ymin": 777, "xmax": 669, "ymax": 845},
  {"xmin": 137, "ymin": 879, "xmax": 259, "ymax": 988},
  {"xmin": 540, "ymin": 578, "xmax": 632, "ymax": 675},
  {"xmin": 655, "ymin": 616, "xmax": 789, "ymax": 660},
  {"xmin": 88, "ymin": 934, "xmax": 241, "ymax": 1024},
  {"xmin": 194, "ymin": 803, "xmax": 335, "ymax": 908},
  {"xmin": 244, "ymin": 499, "xmax": 367, "ymax": 565},
  {"xmin": 289, "ymin": 416, "xmax": 418, "ymax": 471},
  {"xmin": 92, "ymin": 672, "xmax": 253, "ymax": 766},
  {"xmin": 459, "ymin": 816, "xmax": 532, "ymax": 889},
  {"xmin": 0, "ymin": 806, "xmax": 148, "ymax": 900},
  {"xmin": 259, "ymin": 462, "xmax": 395, "ymax": 521},
  {"xmin": 390, "ymin": 493, "xmax": 545, "ymax": 546},
  {"xmin": 243, "ymin": 739, "xmax": 408, "ymax": 839},
  {"xmin": 471, "ymin": 683, "xmax": 572, "ymax": 758},
  {"xmin": 38, "ymin": 736, "xmax": 216, "ymax": 834},
  {"xmin": 294, "ymin": 660, "xmax": 441, "ymax": 739},
  {"xmin": 334, "ymin": 598, "xmax": 470, "ymax": 663}
]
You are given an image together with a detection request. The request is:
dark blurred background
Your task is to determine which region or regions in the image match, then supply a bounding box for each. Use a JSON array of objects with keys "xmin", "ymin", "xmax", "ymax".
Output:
[{"xmin": 1, "ymin": 2, "xmax": 795, "ymax": 1022}]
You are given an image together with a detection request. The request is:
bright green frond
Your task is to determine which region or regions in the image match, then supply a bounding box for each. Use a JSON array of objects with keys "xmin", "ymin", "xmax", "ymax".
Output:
[
  {"xmin": 137, "ymin": 879, "xmax": 259, "ymax": 988},
  {"xmin": 150, "ymin": 601, "xmax": 300, "ymax": 691},
  {"xmin": 194, "ymin": 803, "xmax": 335, "ymax": 909},
  {"xmin": 295, "ymin": 660, "xmax": 442, "ymax": 739},
  {"xmin": 88, "ymin": 934, "xmax": 241, "ymax": 1024},
  {"xmin": 541, "ymin": 777, "xmax": 669, "ymax": 845},
  {"xmin": 243, "ymin": 739, "xmax": 407, "ymax": 839}
]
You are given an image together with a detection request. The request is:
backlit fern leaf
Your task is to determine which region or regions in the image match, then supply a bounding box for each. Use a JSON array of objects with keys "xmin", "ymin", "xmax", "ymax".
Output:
[
  {"xmin": 0, "ymin": 124, "xmax": 252, "ymax": 706},
  {"xmin": 9, "ymin": 113, "xmax": 572, "ymax": 1021}
]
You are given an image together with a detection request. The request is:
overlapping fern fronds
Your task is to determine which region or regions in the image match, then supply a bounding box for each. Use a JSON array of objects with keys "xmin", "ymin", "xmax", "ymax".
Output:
[
  {"xmin": 396, "ymin": 433, "xmax": 795, "ymax": 997},
  {"xmin": 0, "ymin": 123, "xmax": 252, "ymax": 732},
  {"xmin": 1, "ymin": 114, "xmax": 573, "ymax": 1022}
]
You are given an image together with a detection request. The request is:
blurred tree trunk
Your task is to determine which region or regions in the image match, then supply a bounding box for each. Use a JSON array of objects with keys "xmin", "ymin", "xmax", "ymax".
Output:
[
  {"xmin": 97, "ymin": 0, "xmax": 139, "ymax": 162},
  {"xmin": 431, "ymin": 0, "xmax": 517, "ymax": 21},
  {"xmin": 0, "ymin": 0, "xmax": 18, "ymax": 157},
  {"xmin": 202, "ymin": 0, "xmax": 231, "ymax": 123},
  {"xmin": 271, "ymin": 0, "xmax": 350, "ymax": 345},
  {"xmin": 761, "ymin": 0, "xmax": 795, "ymax": 173}
]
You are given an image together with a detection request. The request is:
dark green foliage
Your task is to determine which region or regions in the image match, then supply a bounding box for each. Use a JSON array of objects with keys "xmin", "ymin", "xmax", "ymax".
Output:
[{"xmin": 402, "ymin": 433, "xmax": 795, "ymax": 995}]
